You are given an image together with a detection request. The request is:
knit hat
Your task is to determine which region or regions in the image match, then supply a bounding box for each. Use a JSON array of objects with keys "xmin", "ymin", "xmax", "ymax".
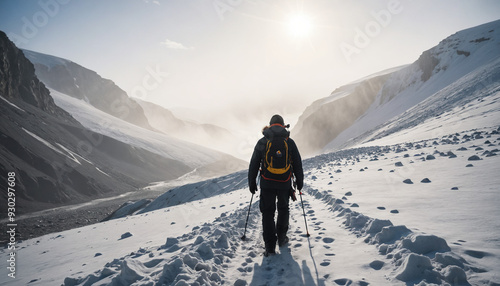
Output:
[{"xmin": 269, "ymin": 114, "xmax": 284, "ymax": 126}]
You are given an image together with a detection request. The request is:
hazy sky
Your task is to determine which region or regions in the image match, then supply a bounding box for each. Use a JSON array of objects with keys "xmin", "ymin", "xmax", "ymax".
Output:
[{"xmin": 1, "ymin": 0, "xmax": 500, "ymax": 128}]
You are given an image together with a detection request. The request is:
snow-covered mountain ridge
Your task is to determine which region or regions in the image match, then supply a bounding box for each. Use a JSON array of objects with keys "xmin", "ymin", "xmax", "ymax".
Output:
[
  {"xmin": 22, "ymin": 49, "xmax": 154, "ymax": 131},
  {"xmin": 23, "ymin": 49, "xmax": 243, "ymax": 159},
  {"xmin": 332, "ymin": 19, "xmax": 500, "ymax": 151},
  {"xmin": 294, "ymin": 19, "xmax": 500, "ymax": 156},
  {"xmin": 49, "ymin": 88, "xmax": 246, "ymax": 173}
]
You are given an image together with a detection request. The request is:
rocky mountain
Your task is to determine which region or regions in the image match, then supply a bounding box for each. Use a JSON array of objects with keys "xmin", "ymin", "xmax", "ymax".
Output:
[
  {"xmin": 0, "ymin": 31, "xmax": 244, "ymax": 216},
  {"xmin": 0, "ymin": 34, "xmax": 68, "ymax": 119},
  {"xmin": 294, "ymin": 19, "xmax": 500, "ymax": 156},
  {"xmin": 22, "ymin": 49, "xmax": 153, "ymax": 131}
]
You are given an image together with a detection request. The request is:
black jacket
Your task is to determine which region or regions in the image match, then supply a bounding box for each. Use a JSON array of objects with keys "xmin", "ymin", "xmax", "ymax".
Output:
[{"xmin": 248, "ymin": 124, "xmax": 304, "ymax": 192}]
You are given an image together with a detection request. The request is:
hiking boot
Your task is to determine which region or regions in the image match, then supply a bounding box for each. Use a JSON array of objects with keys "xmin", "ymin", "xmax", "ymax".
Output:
[
  {"xmin": 278, "ymin": 235, "xmax": 289, "ymax": 247},
  {"xmin": 264, "ymin": 248, "xmax": 276, "ymax": 257},
  {"xmin": 264, "ymin": 241, "xmax": 276, "ymax": 256}
]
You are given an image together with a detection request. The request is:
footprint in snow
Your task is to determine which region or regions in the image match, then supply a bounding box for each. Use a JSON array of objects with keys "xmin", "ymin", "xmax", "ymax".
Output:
[
  {"xmin": 234, "ymin": 279, "xmax": 247, "ymax": 286},
  {"xmin": 369, "ymin": 260, "xmax": 385, "ymax": 270},
  {"xmin": 323, "ymin": 237, "xmax": 334, "ymax": 244},
  {"xmin": 320, "ymin": 261, "xmax": 331, "ymax": 267},
  {"xmin": 464, "ymin": 249, "xmax": 489, "ymax": 259},
  {"xmin": 334, "ymin": 278, "xmax": 354, "ymax": 285},
  {"xmin": 248, "ymin": 251, "xmax": 257, "ymax": 258}
]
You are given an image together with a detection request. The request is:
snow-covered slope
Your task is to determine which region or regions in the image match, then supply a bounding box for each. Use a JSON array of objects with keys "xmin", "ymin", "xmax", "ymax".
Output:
[
  {"xmin": 49, "ymin": 89, "xmax": 246, "ymax": 177},
  {"xmin": 22, "ymin": 49, "xmax": 153, "ymax": 131},
  {"xmin": 294, "ymin": 20, "xmax": 500, "ymax": 156},
  {"xmin": 2, "ymin": 125, "xmax": 498, "ymax": 285},
  {"xmin": 23, "ymin": 48, "xmax": 248, "ymax": 170},
  {"xmin": 325, "ymin": 20, "xmax": 500, "ymax": 152}
]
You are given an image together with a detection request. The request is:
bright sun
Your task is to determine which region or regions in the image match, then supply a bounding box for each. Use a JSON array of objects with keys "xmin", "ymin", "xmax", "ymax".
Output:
[{"xmin": 288, "ymin": 13, "xmax": 313, "ymax": 38}]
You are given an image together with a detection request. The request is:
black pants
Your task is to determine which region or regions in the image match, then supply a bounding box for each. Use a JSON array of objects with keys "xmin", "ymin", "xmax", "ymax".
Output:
[{"xmin": 259, "ymin": 187, "xmax": 290, "ymax": 250}]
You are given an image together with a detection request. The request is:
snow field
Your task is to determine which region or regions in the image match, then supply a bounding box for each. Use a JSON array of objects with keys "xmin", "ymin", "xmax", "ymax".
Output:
[
  {"xmin": 0, "ymin": 190, "xmax": 249, "ymax": 286},
  {"xmin": 61, "ymin": 188, "xmax": 395, "ymax": 285},
  {"xmin": 1, "ymin": 126, "xmax": 498, "ymax": 285},
  {"xmin": 305, "ymin": 126, "xmax": 500, "ymax": 285},
  {"xmin": 62, "ymin": 122, "xmax": 500, "ymax": 285}
]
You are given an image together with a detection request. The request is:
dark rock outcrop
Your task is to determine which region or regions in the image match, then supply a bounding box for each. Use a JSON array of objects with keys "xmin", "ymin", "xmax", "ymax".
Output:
[{"xmin": 0, "ymin": 31, "xmax": 69, "ymax": 118}]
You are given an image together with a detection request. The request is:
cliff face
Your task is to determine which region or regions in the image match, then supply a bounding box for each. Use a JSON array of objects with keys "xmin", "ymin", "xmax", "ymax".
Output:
[
  {"xmin": 292, "ymin": 74, "xmax": 391, "ymax": 156},
  {"xmin": 22, "ymin": 49, "xmax": 153, "ymax": 130},
  {"xmin": 0, "ymin": 31, "xmax": 69, "ymax": 118}
]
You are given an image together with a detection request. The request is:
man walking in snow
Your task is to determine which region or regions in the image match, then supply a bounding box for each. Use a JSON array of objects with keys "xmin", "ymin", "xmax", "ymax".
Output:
[{"xmin": 248, "ymin": 114, "xmax": 304, "ymax": 256}]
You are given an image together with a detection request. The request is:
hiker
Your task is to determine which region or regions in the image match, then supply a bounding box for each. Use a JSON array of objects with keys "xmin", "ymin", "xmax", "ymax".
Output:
[{"xmin": 248, "ymin": 114, "xmax": 304, "ymax": 256}]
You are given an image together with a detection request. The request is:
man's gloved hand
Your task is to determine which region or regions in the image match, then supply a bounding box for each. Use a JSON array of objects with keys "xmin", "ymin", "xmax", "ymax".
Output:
[
  {"xmin": 249, "ymin": 181, "xmax": 257, "ymax": 194},
  {"xmin": 297, "ymin": 180, "xmax": 303, "ymax": 192}
]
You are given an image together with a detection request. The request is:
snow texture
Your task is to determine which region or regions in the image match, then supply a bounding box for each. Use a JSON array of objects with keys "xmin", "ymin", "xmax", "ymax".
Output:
[{"xmin": 2, "ymin": 125, "xmax": 499, "ymax": 285}]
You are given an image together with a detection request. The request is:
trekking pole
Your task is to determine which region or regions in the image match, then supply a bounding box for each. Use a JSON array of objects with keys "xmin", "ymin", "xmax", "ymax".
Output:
[
  {"xmin": 241, "ymin": 192, "xmax": 254, "ymax": 241},
  {"xmin": 299, "ymin": 190, "xmax": 310, "ymax": 237},
  {"xmin": 294, "ymin": 177, "xmax": 310, "ymax": 237}
]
